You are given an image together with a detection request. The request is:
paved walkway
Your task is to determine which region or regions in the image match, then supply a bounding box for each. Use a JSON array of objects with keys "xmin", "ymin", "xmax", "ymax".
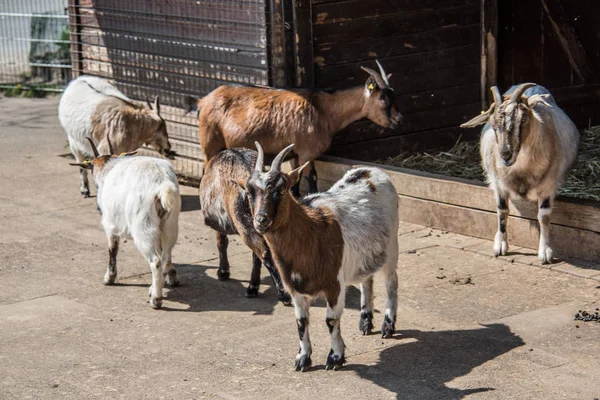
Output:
[{"xmin": 1, "ymin": 96, "xmax": 599, "ymax": 399}]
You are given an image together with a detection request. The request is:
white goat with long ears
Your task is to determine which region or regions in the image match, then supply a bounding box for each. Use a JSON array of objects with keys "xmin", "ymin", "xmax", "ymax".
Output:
[
  {"xmin": 70, "ymin": 138, "xmax": 181, "ymax": 309},
  {"xmin": 461, "ymin": 83, "xmax": 579, "ymax": 264},
  {"xmin": 59, "ymin": 76, "xmax": 176, "ymax": 198},
  {"xmin": 234, "ymin": 141, "xmax": 399, "ymax": 371}
]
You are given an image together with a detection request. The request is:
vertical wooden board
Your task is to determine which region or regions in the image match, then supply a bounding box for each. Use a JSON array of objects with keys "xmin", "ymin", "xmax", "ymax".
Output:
[{"xmin": 293, "ymin": 0, "xmax": 314, "ymax": 87}]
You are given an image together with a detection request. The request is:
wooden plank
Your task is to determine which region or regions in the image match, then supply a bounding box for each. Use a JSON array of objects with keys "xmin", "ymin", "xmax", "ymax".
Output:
[
  {"xmin": 396, "ymin": 194, "xmax": 600, "ymax": 261},
  {"xmin": 80, "ymin": 44, "xmax": 268, "ymax": 87},
  {"xmin": 79, "ymin": 28, "xmax": 268, "ymax": 69},
  {"xmin": 78, "ymin": 9, "xmax": 267, "ymax": 50},
  {"xmin": 330, "ymin": 101, "xmax": 481, "ymax": 146},
  {"xmin": 312, "ymin": 0, "xmax": 477, "ymax": 24},
  {"xmin": 541, "ymin": 0, "xmax": 596, "ymax": 83},
  {"xmin": 293, "ymin": 0, "xmax": 315, "ymax": 87},
  {"xmin": 269, "ymin": 0, "xmax": 287, "ymax": 87},
  {"xmin": 316, "ymin": 45, "xmax": 479, "ymax": 88},
  {"xmin": 313, "ymin": 4, "xmax": 479, "ymax": 44},
  {"xmin": 79, "ymin": 0, "xmax": 267, "ymax": 25},
  {"xmin": 481, "ymin": 0, "xmax": 498, "ymax": 108},
  {"xmin": 314, "ymin": 24, "xmax": 479, "ymax": 67},
  {"xmin": 327, "ymin": 126, "xmax": 479, "ymax": 160}
]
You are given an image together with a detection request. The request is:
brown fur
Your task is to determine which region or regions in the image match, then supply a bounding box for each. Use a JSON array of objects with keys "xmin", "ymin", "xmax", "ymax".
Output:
[
  {"xmin": 263, "ymin": 185, "xmax": 345, "ymax": 306},
  {"xmin": 90, "ymin": 98, "xmax": 169, "ymax": 156},
  {"xmin": 196, "ymin": 82, "xmax": 400, "ymax": 181},
  {"xmin": 200, "ymin": 151, "xmax": 268, "ymax": 258}
]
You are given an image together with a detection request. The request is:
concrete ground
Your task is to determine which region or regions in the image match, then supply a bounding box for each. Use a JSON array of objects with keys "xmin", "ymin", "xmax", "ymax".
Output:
[{"xmin": 1, "ymin": 96, "xmax": 599, "ymax": 400}]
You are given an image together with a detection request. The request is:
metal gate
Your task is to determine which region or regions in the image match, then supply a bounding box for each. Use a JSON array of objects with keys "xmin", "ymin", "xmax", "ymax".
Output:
[{"xmin": 0, "ymin": 0, "xmax": 71, "ymax": 92}]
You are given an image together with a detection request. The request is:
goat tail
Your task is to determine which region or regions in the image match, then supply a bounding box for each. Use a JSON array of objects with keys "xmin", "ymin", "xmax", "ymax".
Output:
[{"xmin": 155, "ymin": 183, "xmax": 180, "ymax": 218}]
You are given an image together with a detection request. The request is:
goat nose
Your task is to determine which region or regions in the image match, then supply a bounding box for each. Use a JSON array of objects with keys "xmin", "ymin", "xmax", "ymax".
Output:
[
  {"xmin": 256, "ymin": 215, "xmax": 267, "ymax": 224},
  {"xmin": 500, "ymin": 150, "xmax": 512, "ymax": 161}
]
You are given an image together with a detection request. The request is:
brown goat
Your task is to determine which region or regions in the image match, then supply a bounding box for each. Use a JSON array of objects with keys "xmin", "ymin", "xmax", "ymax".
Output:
[
  {"xmin": 186, "ymin": 61, "xmax": 401, "ymax": 193},
  {"xmin": 199, "ymin": 147, "xmax": 291, "ymax": 305}
]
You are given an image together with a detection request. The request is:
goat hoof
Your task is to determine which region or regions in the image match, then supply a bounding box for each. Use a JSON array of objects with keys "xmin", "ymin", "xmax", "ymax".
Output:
[
  {"xmin": 325, "ymin": 350, "xmax": 346, "ymax": 371},
  {"xmin": 245, "ymin": 285, "xmax": 259, "ymax": 298},
  {"xmin": 359, "ymin": 311, "xmax": 374, "ymax": 335},
  {"xmin": 81, "ymin": 191, "xmax": 90, "ymax": 198},
  {"xmin": 381, "ymin": 316, "xmax": 396, "ymax": 339},
  {"xmin": 493, "ymin": 233, "xmax": 508, "ymax": 257},
  {"xmin": 103, "ymin": 273, "xmax": 116, "ymax": 285},
  {"xmin": 150, "ymin": 297, "xmax": 163, "ymax": 309},
  {"xmin": 217, "ymin": 270, "xmax": 230, "ymax": 281},
  {"xmin": 165, "ymin": 273, "xmax": 180, "ymax": 287},
  {"xmin": 538, "ymin": 246, "xmax": 554, "ymax": 265},
  {"xmin": 279, "ymin": 291, "xmax": 293, "ymax": 306},
  {"xmin": 294, "ymin": 354, "xmax": 312, "ymax": 372}
]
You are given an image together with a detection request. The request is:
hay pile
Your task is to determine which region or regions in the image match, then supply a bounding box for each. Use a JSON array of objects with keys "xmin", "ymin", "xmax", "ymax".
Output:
[{"xmin": 382, "ymin": 127, "xmax": 600, "ymax": 201}]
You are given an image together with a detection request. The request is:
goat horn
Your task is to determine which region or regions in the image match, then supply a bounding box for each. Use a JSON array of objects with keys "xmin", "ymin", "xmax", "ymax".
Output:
[
  {"xmin": 254, "ymin": 141, "xmax": 264, "ymax": 173},
  {"xmin": 491, "ymin": 86, "xmax": 502, "ymax": 107},
  {"xmin": 361, "ymin": 66, "xmax": 387, "ymax": 89},
  {"xmin": 86, "ymin": 137, "xmax": 99, "ymax": 158},
  {"xmin": 509, "ymin": 83, "xmax": 536, "ymax": 104},
  {"xmin": 270, "ymin": 144, "xmax": 295, "ymax": 175},
  {"xmin": 375, "ymin": 60, "xmax": 390, "ymax": 86},
  {"xmin": 106, "ymin": 132, "xmax": 114, "ymax": 155}
]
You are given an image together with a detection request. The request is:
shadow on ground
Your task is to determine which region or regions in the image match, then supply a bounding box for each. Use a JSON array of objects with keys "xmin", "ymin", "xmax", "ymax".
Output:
[
  {"xmin": 348, "ymin": 324, "xmax": 524, "ymax": 400},
  {"xmin": 181, "ymin": 194, "xmax": 200, "ymax": 212},
  {"xmin": 162, "ymin": 263, "xmax": 363, "ymax": 315}
]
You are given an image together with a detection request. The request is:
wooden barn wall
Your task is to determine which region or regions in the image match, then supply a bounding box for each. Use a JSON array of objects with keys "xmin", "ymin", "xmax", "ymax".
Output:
[
  {"xmin": 497, "ymin": 0, "xmax": 600, "ymax": 128},
  {"xmin": 68, "ymin": 0, "xmax": 272, "ymax": 178},
  {"xmin": 308, "ymin": 0, "xmax": 483, "ymax": 161}
]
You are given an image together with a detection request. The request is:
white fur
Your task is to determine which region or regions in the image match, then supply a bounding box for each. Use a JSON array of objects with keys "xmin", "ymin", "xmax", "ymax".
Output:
[
  {"xmin": 59, "ymin": 76, "xmax": 131, "ymax": 159},
  {"xmin": 94, "ymin": 156, "xmax": 181, "ymax": 308},
  {"xmin": 480, "ymin": 87, "xmax": 579, "ymax": 264}
]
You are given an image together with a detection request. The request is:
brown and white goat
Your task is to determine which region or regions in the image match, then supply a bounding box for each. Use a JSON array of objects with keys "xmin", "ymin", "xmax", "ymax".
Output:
[
  {"xmin": 461, "ymin": 83, "xmax": 579, "ymax": 264},
  {"xmin": 186, "ymin": 61, "xmax": 401, "ymax": 194},
  {"xmin": 199, "ymin": 147, "xmax": 291, "ymax": 305},
  {"xmin": 233, "ymin": 142, "xmax": 399, "ymax": 371},
  {"xmin": 59, "ymin": 75, "xmax": 176, "ymax": 197}
]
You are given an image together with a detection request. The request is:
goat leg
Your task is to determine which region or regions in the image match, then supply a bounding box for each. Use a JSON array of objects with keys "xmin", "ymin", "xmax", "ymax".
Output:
[
  {"xmin": 538, "ymin": 198, "xmax": 554, "ymax": 264},
  {"xmin": 104, "ymin": 235, "xmax": 119, "ymax": 285},
  {"xmin": 325, "ymin": 283, "xmax": 346, "ymax": 370},
  {"xmin": 293, "ymin": 294, "xmax": 312, "ymax": 372},
  {"xmin": 263, "ymin": 250, "xmax": 292, "ymax": 306},
  {"xmin": 359, "ymin": 277, "xmax": 374, "ymax": 335},
  {"xmin": 493, "ymin": 194, "xmax": 509, "ymax": 257},
  {"xmin": 216, "ymin": 232, "xmax": 230, "ymax": 280},
  {"xmin": 246, "ymin": 253, "xmax": 261, "ymax": 298}
]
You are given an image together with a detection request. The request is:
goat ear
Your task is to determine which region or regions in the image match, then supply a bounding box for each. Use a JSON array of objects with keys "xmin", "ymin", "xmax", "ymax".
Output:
[
  {"xmin": 287, "ymin": 162, "xmax": 310, "ymax": 187},
  {"xmin": 230, "ymin": 179, "xmax": 247, "ymax": 191},
  {"xmin": 526, "ymin": 94, "xmax": 553, "ymax": 109},
  {"xmin": 119, "ymin": 151, "xmax": 138, "ymax": 157},
  {"xmin": 69, "ymin": 162, "xmax": 93, "ymax": 170},
  {"xmin": 460, "ymin": 107, "xmax": 493, "ymax": 128},
  {"xmin": 365, "ymin": 77, "xmax": 378, "ymax": 94}
]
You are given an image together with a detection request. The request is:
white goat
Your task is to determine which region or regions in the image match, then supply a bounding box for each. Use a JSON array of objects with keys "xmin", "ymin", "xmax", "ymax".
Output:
[
  {"xmin": 461, "ymin": 83, "xmax": 579, "ymax": 264},
  {"xmin": 70, "ymin": 138, "xmax": 181, "ymax": 308},
  {"xmin": 235, "ymin": 142, "xmax": 399, "ymax": 371},
  {"xmin": 59, "ymin": 75, "xmax": 175, "ymax": 198}
]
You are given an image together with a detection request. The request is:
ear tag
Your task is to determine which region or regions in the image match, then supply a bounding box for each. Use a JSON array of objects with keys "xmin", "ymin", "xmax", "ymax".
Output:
[
  {"xmin": 83, "ymin": 160, "xmax": 91, "ymax": 165},
  {"xmin": 368, "ymin": 83, "xmax": 376, "ymax": 91},
  {"xmin": 119, "ymin": 152, "xmax": 127, "ymax": 157}
]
